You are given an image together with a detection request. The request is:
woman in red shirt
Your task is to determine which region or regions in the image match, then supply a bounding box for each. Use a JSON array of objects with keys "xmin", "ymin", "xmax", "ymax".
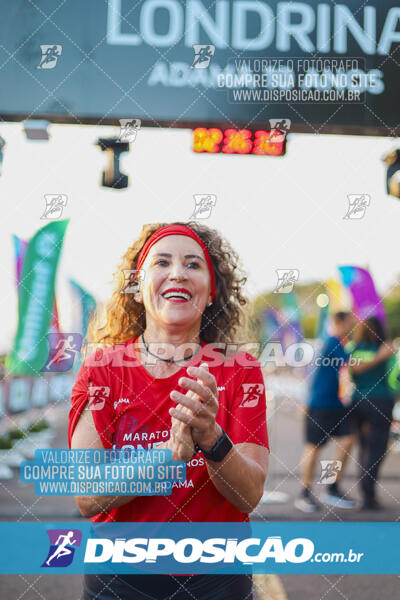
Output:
[{"xmin": 69, "ymin": 222, "xmax": 269, "ymax": 600}]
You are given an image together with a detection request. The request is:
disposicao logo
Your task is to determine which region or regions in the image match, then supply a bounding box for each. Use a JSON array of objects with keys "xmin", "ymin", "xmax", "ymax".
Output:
[
  {"xmin": 84, "ymin": 536, "xmax": 314, "ymax": 564},
  {"xmin": 42, "ymin": 529, "xmax": 82, "ymax": 567}
]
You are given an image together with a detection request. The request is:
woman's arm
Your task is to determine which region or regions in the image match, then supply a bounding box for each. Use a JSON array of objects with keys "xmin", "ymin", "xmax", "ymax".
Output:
[
  {"xmin": 205, "ymin": 440, "xmax": 268, "ymax": 513},
  {"xmin": 350, "ymin": 344, "xmax": 395, "ymax": 375},
  {"xmin": 169, "ymin": 364, "xmax": 269, "ymax": 514},
  {"xmin": 71, "ymin": 405, "xmax": 193, "ymax": 518},
  {"xmin": 70, "ymin": 402, "xmax": 191, "ymax": 518},
  {"xmin": 70, "ymin": 404, "xmax": 137, "ymax": 518}
]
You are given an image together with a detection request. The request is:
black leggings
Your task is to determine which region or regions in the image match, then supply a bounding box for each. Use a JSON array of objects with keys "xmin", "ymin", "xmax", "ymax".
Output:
[
  {"xmin": 82, "ymin": 574, "xmax": 253, "ymax": 600},
  {"xmin": 351, "ymin": 396, "xmax": 394, "ymax": 500}
]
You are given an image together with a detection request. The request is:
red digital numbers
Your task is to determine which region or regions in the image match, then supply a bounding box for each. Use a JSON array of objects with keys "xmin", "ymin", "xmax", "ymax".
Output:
[
  {"xmin": 192, "ymin": 128, "xmax": 286, "ymax": 156},
  {"xmin": 193, "ymin": 128, "xmax": 223, "ymax": 153},
  {"xmin": 253, "ymin": 130, "xmax": 285, "ymax": 156},
  {"xmin": 222, "ymin": 129, "xmax": 253, "ymax": 154}
]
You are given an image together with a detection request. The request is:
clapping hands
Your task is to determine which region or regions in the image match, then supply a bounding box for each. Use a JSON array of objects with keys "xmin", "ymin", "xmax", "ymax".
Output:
[{"xmin": 168, "ymin": 363, "xmax": 221, "ymax": 462}]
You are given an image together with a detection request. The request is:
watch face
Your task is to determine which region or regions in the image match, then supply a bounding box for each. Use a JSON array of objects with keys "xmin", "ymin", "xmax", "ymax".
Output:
[{"xmin": 204, "ymin": 431, "xmax": 233, "ymax": 462}]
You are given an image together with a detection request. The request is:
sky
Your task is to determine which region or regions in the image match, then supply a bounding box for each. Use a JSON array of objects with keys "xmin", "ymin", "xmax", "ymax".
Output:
[{"xmin": 0, "ymin": 122, "xmax": 399, "ymax": 353}]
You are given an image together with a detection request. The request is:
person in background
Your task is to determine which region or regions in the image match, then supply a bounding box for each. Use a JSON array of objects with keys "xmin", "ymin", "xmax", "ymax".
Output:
[
  {"xmin": 295, "ymin": 312, "xmax": 356, "ymax": 513},
  {"xmin": 349, "ymin": 317, "xmax": 395, "ymax": 510}
]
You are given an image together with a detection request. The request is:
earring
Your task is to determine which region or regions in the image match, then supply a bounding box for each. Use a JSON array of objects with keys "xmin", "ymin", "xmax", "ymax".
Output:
[{"xmin": 207, "ymin": 301, "xmax": 212, "ymax": 307}]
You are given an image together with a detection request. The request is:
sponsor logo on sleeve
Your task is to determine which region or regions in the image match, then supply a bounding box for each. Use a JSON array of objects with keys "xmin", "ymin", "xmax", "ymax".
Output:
[
  {"xmin": 239, "ymin": 383, "xmax": 264, "ymax": 408},
  {"xmin": 84, "ymin": 385, "xmax": 111, "ymax": 411}
]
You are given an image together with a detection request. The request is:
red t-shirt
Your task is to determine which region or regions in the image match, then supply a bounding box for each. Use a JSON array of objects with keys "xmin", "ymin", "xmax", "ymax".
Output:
[{"xmin": 68, "ymin": 339, "xmax": 269, "ymax": 523}]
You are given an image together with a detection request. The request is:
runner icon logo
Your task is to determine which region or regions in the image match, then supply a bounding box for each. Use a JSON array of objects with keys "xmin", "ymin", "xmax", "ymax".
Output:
[
  {"xmin": 85, "ymin": 386, "xmax": 111, "ymax": 411},
  {"xmin": 190, "ymin": 195, "xmax": 216, "ymax": 219},
  {"xmin": 41, "ymin": 194, "xmax": 68, "ymax": 220},
  {"xmin": 42, "ymin": 529, "xmax": 82, "ymax": 568},
  {"xmin": 191, "ymin": 45, "xmax": 215, "ymax": 69},
  {"xmin": 121, "ymin": 269, "xmax": 145, "ymax": 294},
  {"xmin": 269, "ymin": 119, "xmax": 291, "ymax": 142},
  {"xmin": 274, "ymin": 269, "xmax": 299, "ymax": 293},
  {"xmin": 239, "ymin": 383, "xmax": 264, "ymax": 408},
  {"xmin": 118, "ymin": 119, "xmax": 141, "ymax": 143},
  {"xmin": 343, "ymin": 194, "xmax": 370, "ymax": 219},
  {"xmin": 42, "ymin": 333, "xmax": 82, "ymax": 372},
  {"xmin": 318, "ymin": 460, "xmax": 343, "ymax": 484},
  {"xmin": 37, "ymin": 45, "xmax": 62, "ymax": 69}
]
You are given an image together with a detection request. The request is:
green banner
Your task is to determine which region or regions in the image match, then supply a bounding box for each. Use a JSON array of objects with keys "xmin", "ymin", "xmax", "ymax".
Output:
[
  {"xmin": 6, "ymin": 220, "xmax": 69, "ymax": 375},
  {"xmin": 69, "ymin": 279, "xmax": 96, "ymax": 337},
  {"xmin": 69, "ymin": 278, "xmax": 97, "ymax": 372}
]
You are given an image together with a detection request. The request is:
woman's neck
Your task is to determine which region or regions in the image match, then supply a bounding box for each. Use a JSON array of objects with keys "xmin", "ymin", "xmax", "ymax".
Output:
[
  {"xmin": 137, "ymin": 322, "xmax": 201, "ymax": 378},
  {"xmin": 142, "ymin": 322, "xmax": 201, "ymax": 347}
]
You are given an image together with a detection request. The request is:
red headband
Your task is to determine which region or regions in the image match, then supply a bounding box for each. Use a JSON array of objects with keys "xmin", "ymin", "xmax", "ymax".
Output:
[{"xmin": 135, "ymin": 225, "xmax": 216, "ymax": 300}]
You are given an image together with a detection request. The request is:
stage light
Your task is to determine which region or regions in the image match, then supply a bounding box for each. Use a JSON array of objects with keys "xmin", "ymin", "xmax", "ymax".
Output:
[
  {"xmin": 382, "ymin": 148, "xmax": 400, "ymax": 199},
  {"xmin": 96, "ymin": 138, "xmax": 129, "ymax": 189},
  {"xmin": 23, "ymin": 120, "xmax": 50, "ymax": 140},
  {"xmin": 316, "ymin": 293, "xmax": 329, "ymax": 308}
]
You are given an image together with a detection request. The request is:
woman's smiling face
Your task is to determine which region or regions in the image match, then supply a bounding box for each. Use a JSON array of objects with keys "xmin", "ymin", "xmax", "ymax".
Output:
[{"xmin": 139, "ymin": 235, "xmax": 212, "ymax": 331}]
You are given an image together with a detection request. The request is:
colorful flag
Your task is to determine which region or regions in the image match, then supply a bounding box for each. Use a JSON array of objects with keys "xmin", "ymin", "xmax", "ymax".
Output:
[
  {"xmin": 338, "ymin": 266, "xmax": 386, "ymax": 322},
  {"xmin": 69, "ymin": 279, "xmax": 96, "ymax": 338},
  {"xmin": 49, "ymin": 300, "xmax": 61, "ymax": 335},
  {"xmin": 13, "ymin": 234, "xmax": 61, "ymax": 335},
  {"xmin": 261, "ymin": 308, "xmax": 283, "ymax": 346},
  {"xmin": 6, "ymin": 220, "xmax": 69, "ymax": 375},
  {"xmin": 281, "ymin": 292, "xmax": 303, "ymax": 344},
  {"xmin": 326, "ymin": 277, "xmax": 352, "ymax": 313},
  {"xmin": 12, "ymin": 234, "xmax": 28, "ymax": 285}
]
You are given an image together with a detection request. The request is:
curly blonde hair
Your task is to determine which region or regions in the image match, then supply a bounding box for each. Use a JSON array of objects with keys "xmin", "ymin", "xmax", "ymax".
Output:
[{"xmin": 87, "ymin": 222, "xmax": 248, "ymax": 345}]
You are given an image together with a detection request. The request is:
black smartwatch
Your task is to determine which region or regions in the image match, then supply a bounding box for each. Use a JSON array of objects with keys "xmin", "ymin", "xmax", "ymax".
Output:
[{"xmin": 195, "ymin": 429, "xmax": 233, "ymax": 462}]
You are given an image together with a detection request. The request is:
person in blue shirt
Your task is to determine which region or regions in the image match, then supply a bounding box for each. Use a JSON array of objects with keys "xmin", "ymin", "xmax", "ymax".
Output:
[
  {"xmin": 349, "ymin": 317, "xmax": 395, "ymax": 510},
  {"xmin": 295, "ymin": 312, "xmax": 356, "ymax": 513}
]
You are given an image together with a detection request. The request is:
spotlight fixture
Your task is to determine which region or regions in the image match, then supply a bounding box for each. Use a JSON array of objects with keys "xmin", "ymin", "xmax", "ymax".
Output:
[
  {"xmin": 96, "ymin": 137, "xmax": 129, "ymax": 189},
  {"xmin": 23, "ymin": 120, "xmax": 50, "ymax": 140}
]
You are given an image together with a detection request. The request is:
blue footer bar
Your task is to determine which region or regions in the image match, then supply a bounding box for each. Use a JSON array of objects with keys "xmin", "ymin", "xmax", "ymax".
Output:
[{"xmin": 0, "ymin": 522, "xmax": 397, "ymax": 574}]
